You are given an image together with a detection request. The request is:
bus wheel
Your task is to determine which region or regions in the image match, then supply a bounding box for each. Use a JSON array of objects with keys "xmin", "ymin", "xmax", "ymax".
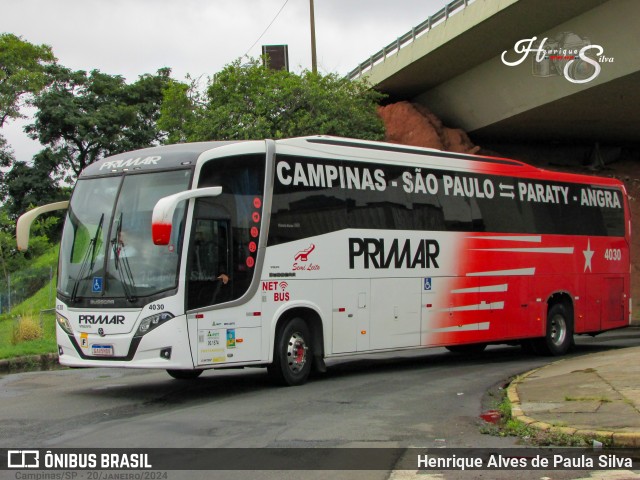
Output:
[
  {"xmin": 445, "ymin": 343, "xmax": 487, "ymax": 354},
  {"xmin": 166, "ymin": 369, "xmax": 203, "ymax": 380},
  {"xmin": 534, "ymin": 303, "xmax": 573, "ymax": 356},
  {"xmin": 268, "ymin": 318, "xmax": 312, "ymax": 386}
]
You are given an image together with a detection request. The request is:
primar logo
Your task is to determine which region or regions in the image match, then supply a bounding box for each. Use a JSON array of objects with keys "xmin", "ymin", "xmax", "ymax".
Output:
[
  {"xmin": 78, "ymin": 314, "xmax": 125, "ymax": 325},
  {"xmin": 349, "ymin": 238, "xmax": 440, "ymax": 269},
  {"xmin": 99, "ymin": 155, "xmax": 161, "ymax": 171}
]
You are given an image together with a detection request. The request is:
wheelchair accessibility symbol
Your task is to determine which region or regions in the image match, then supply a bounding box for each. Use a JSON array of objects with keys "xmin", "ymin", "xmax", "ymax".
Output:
[
  {"xmin": 92, "ymin": 277, "xmax": 103, "ymax": 293},
  {"xmin": 423, "ymin": 277, "xmax": 432, "ymax": 291}
]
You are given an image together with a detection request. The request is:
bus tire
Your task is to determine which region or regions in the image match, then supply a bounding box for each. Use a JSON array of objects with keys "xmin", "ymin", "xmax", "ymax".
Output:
[
  {"xmin": 166, "ymin": 369, "xmax": 203, "ymax": 380},
  {"xmin": 268, "ymin": 317, "xmax": 312, "ymax": 386},
  {"xmin": 445, "ymin": 343, "xmax": 487, "ymax": 354},
  {"xmin": 534, "ymin": 303, "xmax": 573, "ymax": 356}
]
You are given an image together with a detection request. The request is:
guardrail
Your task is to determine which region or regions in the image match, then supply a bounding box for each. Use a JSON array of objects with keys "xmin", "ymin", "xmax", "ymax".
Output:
[{"xmin": 347, "ymin": 0, "xmax": 474, "ymax": 80}]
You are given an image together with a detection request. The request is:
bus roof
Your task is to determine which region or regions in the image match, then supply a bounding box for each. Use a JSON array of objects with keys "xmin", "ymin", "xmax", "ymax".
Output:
[
  {"xmin": 79, "ymin": 136, "xmax": 624, "ymax": 190},
  {"xmin": 79, "ymin": 141, "xmax": 240, "ymax": 177},
  {"xmin": 278, "ymin": 136, "xmax": 533, "ymax": 170},
  {"xmin": 277, "ymin": 137, "xmax": 625, "ymax": 189}
]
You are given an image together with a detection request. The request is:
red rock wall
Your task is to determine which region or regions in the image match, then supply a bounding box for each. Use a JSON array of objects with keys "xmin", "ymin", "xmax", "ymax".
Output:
[{"xmin": 378, "ymin": 101, "xmax": 479, "ymax": 154}]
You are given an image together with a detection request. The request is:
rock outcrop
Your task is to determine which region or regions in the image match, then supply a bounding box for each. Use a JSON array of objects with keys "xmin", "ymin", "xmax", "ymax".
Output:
[{"xmin": 378, "ymin": 101, "xmax": 480, "ymax": 154}]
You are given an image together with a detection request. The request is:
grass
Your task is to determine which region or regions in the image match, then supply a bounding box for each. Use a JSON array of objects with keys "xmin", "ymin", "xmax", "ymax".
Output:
[
  {"xmin": 12, "ymin": 314, "xmax": 43, "ymax": 344},
  {"xmin": 0, "ymin": 281, "xmax": 58, "ymax": 359},
  {"xmin": 565, "ymin": 395, "xmax": 612, "ymax": 403},
  {"xmin": 0, "ymin": 245, "xmax": 59, "ymax": 360},
  {"xmin": 480, "ymin": 385, "xmax": 613, "ymax": 447}
]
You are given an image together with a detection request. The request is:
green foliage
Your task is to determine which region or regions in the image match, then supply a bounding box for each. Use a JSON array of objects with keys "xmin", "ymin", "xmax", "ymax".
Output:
[
  {"xmin": 0, "ymin": 33, "xmax": 55, "ymax": 169},
  {"xmin": 159, "ymin": 59, "xmax": 385, "ymax": 143},
  {"xmin": 0, "ymin": 150, "xmax": 71, "ymax": 218},
  {"xmin": 0, "ymin": 33, "xmax": 55, "ymax": 128},
  {"xmin": 0, "ymin": 209, "xmax": 57, "ymax": 306},
  {"xmin": 481, "ymin": 384, "xmax": 613, "ymax": 447},
  {"xmin": 0, "ymin": 135, "xmax": 13, "ymax": 168},
  {"xmin": 0, "ymin": 305, "xmax": 56, "ymax": 359},
  {"xmin": 0, "ymin": 245, "xmax": 58, "ymax": 359},
  {"xmin": 159, "ymin": 78, "xmax": 201, "ymax": 144},
  {"xmin": 26, "ymin": 66, "xmax": 172, "ymax": 179}
]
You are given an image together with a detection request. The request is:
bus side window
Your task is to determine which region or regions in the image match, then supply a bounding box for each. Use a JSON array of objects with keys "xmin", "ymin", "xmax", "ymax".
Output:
[
  {"xmin": 188, "ymin": 154, "xmax": 266, "ymax": 310},
  {"xmin": 187, "ymin": 216, "xmax": 231, "ymax": 309}
]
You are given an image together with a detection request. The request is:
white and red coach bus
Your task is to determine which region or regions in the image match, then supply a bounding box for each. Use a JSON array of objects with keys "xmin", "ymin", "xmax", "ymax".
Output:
[{"xmin": 17, "ymin": 137, "xmax": 631, "ymax": 385}]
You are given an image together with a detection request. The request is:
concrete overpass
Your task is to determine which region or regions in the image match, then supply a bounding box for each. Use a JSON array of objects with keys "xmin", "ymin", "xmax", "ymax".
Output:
[{"xmin": 351, "ymin": 0, "xmax": 640, "ymax": 151}]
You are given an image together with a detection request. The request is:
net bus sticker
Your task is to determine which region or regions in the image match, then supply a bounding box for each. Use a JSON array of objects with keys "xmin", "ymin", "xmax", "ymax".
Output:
[{"xmin": 262, "ymin": 281, "xmax": 290, "ymax": 302}]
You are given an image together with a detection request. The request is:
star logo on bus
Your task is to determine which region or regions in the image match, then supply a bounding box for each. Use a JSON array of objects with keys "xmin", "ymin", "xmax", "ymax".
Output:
[{"xmin": 583, "ymin": 239, "xmax": 594, "ymax": 272}]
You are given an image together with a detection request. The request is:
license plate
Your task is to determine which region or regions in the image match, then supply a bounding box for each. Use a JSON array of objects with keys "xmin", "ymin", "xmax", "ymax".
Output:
[{"xmin": 91, "ymin": 344, "xmax": 114, "ymax": 357}]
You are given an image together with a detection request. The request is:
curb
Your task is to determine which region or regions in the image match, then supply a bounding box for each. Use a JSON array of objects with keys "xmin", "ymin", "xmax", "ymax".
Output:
[
  {"xmin": 507, "ymin": 364, "xmax": 640, "ymax": 448},
  {"xmin": 0, "ymin": 353, "xmax": 61, "ymax": 375}
]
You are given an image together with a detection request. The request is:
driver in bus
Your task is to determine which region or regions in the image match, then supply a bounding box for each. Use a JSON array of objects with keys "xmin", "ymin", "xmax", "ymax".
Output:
[{"xmin": 116, "ymin": 230, "xmax": 139, "ymax": 258}]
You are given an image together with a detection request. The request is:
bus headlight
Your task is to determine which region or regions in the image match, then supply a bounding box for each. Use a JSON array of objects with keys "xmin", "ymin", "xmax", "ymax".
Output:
[
  {"xmin": 136, "ymin": 312, "xmax": 174, "ymax": 337},
  {"xmin": 56, "ymin": 312, "xmax": 73, "ymax": 335}
]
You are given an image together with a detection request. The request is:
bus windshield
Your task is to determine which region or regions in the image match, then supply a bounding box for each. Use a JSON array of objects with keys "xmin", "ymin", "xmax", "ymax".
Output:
[{"xmin": 58, "ymin": 170, "xmax": 192, "ymax": 301}]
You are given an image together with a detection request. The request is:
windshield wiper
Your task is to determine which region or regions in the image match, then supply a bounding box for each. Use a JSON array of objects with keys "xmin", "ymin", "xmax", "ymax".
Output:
[
  {"xmin": 70, "ymin": 213, "xmax": 104, "ymax": 303},
  {"xmin": 111, "ymin": 213, "xmax": 137, "ymax": 302}
]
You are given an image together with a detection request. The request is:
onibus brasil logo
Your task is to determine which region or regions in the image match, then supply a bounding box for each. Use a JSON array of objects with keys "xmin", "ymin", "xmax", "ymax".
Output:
[{"xmin": 501, "ymin": 32, "xmax": 613, "ymax": 84}]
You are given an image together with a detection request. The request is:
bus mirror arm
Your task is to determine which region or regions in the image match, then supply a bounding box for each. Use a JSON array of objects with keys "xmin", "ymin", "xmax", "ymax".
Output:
[
  {"xmin": 152, "ymin": 187, "xmax": 222, "ymax": 245},
  {"xmin": 16, "ymin": 201, "xmax": 70, "ymax": 251}
]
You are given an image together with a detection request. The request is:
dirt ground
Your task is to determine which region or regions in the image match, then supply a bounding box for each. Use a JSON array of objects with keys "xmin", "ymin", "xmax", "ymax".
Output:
[{"xmin": 378, "ymin": 102, "xmax": 640, "ymax": 318}]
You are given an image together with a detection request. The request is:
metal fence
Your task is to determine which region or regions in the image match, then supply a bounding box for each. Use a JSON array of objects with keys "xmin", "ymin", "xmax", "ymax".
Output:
[
  {"xmin": 0, "ymin": 266, "xmax": 55, "ymax": 314},
  {"xmin": 347, "ymin": 0, "xmax": 474, "ymax": 80}
]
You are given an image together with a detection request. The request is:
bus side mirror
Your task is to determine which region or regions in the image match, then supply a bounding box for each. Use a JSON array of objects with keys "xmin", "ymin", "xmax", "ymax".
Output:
[
  {"xmin": 16, "ymin": 201, "xmax": 70, "ymax": 251},
  {"xmin": 152, "ymin": 187, "xmax": 222, "ymax": 245}
]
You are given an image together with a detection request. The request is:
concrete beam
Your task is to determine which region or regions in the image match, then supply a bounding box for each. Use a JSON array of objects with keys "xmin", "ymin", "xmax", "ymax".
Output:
[
  {"xmin": 414, "ymin": 0, "xmax": 640, "ymax": 142},
  {"xmin": 363, "ymin": 0, "xmax": 608, "ymax": 98}
]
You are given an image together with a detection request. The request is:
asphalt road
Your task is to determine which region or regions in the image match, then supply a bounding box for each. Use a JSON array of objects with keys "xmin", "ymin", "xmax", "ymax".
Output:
[{"xmin": 2, "ymin": 329, "xmax": 640, "ymax": 480}]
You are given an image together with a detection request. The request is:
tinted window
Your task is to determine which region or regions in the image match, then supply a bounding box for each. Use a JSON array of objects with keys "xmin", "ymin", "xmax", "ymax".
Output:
[
  {"xmin": 187, "ymin": 155, "xmax": 265, "ymax": 309},
  {"xmin": 268, "ymin": 155, "xmax": 625, "ymax": 245}
]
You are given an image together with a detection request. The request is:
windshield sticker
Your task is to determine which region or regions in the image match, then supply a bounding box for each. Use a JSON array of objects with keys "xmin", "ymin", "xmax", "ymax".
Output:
[
  {"xmin": 92, "ymin": 277, "xmax": 103, "ymax": 293},
  {"xmin": 226, "ymin": 329, "xmax": 236, "ymax": 349}
]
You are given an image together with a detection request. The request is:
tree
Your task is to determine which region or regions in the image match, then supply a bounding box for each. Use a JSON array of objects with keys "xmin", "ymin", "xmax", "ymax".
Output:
[
  {"xmin": 0, "ymin": 149, "xmax": 69, "ymax": 219},
  {"xmin": 0, "ymin": 33, "xmax": 55, "ymax": 128},
  {"xmin": 0, "ymin": 34, "xmax": 55, "ymax": 167},
  {"xmin": 0, "ymin": 206, "xmax": 58, "ymax": 312},
  {"xmin": 158, "ymin": 59, "xmax": 385, "ymax": 143},
  {"xmin": 26, "ymin": 66, "xmax": 172, "ymax": 179}
]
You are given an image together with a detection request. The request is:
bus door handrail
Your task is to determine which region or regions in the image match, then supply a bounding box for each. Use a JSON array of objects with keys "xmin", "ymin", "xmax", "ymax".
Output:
[{"xmin": 151, "ymin": 187, "xmax": 222, "ymax": 245}]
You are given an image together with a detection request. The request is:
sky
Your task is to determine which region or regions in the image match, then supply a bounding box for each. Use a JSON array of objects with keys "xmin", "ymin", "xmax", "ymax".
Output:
[{"xmin": 0, "ymin": 0, "xmax": 450, "ymax": 162}]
